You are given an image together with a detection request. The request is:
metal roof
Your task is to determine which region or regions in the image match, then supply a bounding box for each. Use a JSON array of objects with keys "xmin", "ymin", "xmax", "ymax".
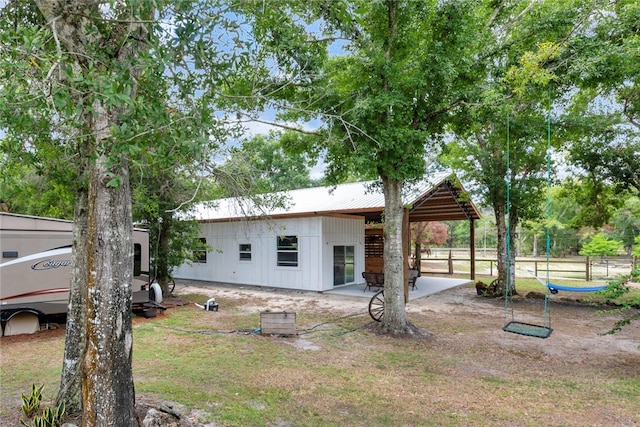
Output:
[{"xmin": 193, "ymin": 171, "xmax": 481, "ymax": 223}]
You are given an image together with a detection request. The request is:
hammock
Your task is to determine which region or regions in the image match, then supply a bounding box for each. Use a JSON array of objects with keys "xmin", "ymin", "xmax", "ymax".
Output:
[
  {"xmin": 546, "ymin": 283, "xmax": 607, "ymax": 294},
  {"xmin": 533, "ymin": 276, "xmax": 607, "ymax": 294}
]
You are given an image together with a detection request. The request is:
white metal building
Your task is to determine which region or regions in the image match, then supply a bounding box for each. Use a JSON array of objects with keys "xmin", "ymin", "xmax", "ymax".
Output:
[{"xmin": 173, "ymin": 172, "xmax": 481, "ymax": 292}]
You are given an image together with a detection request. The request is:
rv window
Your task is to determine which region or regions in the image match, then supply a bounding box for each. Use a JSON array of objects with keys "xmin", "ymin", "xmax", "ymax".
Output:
[
  {"xmin": 195, "ymin": 238, "xmax": 207, "ymax": 263},
  {"xmin": 133, "ymin": 244, "xmax": 142, "ymax": 276},
  {"xmin": 239, "ymin": 244, "xmax": 252, "ymax": 261},
  {"xmin": 277, "ymin": 235, "xmax": 298, "ymax": 267}
]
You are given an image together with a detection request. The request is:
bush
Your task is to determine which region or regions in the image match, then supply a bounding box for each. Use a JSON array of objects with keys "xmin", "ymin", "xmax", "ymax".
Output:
[{"xmin": 598, "ymin": 268, "xmax": 640, "ymax": 336}]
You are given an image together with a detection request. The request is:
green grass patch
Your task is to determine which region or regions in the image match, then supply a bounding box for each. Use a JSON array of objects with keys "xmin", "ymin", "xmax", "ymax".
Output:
[
  {"xmin": 607, "ymin": 378, "xmax": 640, "ymax": 399},
  {"xmin": 2, "ymin": 289, "xmax": 638, "ymax": 426}
]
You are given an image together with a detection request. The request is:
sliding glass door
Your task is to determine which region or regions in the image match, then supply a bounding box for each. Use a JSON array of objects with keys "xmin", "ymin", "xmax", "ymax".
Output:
[{"xmin": 333, "ymin": 246, "xmax": 355, "ymax": 286}]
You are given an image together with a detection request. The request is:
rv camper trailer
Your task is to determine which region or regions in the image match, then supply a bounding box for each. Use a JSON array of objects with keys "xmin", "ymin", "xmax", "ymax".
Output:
[{"xmin": 0, "ymin": 212, "xmax": 159, "ymax": 336}]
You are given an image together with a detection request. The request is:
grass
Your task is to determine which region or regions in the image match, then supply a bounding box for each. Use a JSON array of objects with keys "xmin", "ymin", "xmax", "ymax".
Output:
[
  {"xmin": 0, "ymin": 336, "xmax": 63, "ymax": 411},
  {"xmin": 1, "ymin": 289, "xmax": 639, "ymax": 426}
]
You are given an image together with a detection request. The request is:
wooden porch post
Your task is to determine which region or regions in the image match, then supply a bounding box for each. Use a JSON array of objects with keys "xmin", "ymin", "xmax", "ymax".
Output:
[
  {"xmin": 470, "ymin": 219, "xmax": 476, "ymax": 280},
  {"xmin": 403, "ymin": 208, "xmax": 410, "ymax": 303}
]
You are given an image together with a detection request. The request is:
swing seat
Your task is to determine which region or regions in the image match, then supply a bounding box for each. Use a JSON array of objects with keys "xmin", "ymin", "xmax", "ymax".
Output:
[{"xmin": 503, "ymin": 321, "xmax": 553, "ymax": 339}]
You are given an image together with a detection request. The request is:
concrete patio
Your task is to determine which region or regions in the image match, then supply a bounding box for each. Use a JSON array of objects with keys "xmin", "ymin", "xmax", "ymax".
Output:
[{"xmin": 326, "ymin": 275, "xmax": 473, "ymax": 301}]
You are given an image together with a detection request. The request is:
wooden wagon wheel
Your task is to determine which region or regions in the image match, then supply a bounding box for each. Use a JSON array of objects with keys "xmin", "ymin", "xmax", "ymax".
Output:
[{"xmin": 368, "ymin": 289, "xmax": 384, "ymax": 322}]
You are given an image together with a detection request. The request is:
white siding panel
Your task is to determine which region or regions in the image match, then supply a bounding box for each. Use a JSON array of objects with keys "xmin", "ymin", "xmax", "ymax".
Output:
[
  {"xmin": 174, "ymin": 217, "xmax": 332, "ymax": 291},
  {"xmin": 320, "ymin": 216, "xmax": 365, "ymax": 291}
]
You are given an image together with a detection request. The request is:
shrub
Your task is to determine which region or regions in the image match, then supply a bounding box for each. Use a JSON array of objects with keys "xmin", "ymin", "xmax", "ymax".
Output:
[
  {"xmin": 20, "ymin": 384, "xmax": 43, "ymax": 419},
  {"xmin": 598, "ymin": 268, "xmax": 640, "ymax": 336},
  {"xmin": 19, "ymin": 385, "xmax": 65, "ymax": 427}
]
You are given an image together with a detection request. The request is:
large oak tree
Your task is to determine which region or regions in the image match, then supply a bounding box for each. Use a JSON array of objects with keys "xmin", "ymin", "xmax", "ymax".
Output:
[
  {"xmin": 303, "ymin": 0, "xmax": 488, "ymax": 334},
  {"xmin": 443, "ymin": 0, "xmax": 614, "ymax": 293},
  {"xmin": 1, "ymin": 0, "xmax": 257, "ymax": 423}
]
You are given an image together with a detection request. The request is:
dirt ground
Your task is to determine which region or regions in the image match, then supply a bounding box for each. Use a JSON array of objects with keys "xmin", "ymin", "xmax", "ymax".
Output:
[
  {"xmin": 175, "ymin": 279, "xmax": 640, "ymax": 360},
  {"xmin": 1, "ymin": 279, "xmax": 639, "ymax": 426},
  {"xmin": 166, "ymin": 280, "xmax": 640, "ymax": 426}
]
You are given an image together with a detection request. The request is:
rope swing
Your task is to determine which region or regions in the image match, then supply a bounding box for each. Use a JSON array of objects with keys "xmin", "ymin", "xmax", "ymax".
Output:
[{"xmin": 502, "ymin": 114, "xmax": 553, "ymax": 339}]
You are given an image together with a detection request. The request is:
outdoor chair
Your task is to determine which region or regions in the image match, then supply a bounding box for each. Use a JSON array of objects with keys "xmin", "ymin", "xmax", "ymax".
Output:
[
  {"xmin": 362, "ymin": 272, "xmax": 384, "ymax": 292},
  {"xmin": 408, "ymin": 269, "xmax": 420, "ymax": 291}
]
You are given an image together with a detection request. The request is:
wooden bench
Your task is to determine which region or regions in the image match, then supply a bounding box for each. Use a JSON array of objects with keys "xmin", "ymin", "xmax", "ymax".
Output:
[{"xmin": 362, "ymin": 272, "xmax": 384, "ymax": 292}]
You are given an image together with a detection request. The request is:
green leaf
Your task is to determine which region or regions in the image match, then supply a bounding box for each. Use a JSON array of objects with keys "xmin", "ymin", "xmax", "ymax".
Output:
[{"xmin": 106, "ymin": 175, "xmax": 123, "ymax": 189}]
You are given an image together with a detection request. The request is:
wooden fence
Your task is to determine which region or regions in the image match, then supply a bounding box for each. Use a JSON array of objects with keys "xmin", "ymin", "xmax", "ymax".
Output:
[{"xmin": 418, "ymin": 252, "xmax": 637, "ymax": 282}]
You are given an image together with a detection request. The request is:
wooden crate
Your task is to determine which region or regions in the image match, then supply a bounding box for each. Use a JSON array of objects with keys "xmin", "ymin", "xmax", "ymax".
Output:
[{"xmin": 260, "ymin": 311, "xmax": 296, "ymax": 336}]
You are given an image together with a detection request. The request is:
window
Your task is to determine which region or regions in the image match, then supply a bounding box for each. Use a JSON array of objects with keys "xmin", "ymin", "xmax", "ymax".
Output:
[
  {"xmin": 133, "ymin": 243, "xmax": 142, "ymax": 276},
  {"xmin": 277, "ymin": 235, "xmax": 298, "ymax": 267},
  {"xmin": 239, "ymin": 243, "xmax": 252, "ymax": 261},
  {"xmin": 195, "ymin": 238, "xmax": 207, "ymax": 263}
]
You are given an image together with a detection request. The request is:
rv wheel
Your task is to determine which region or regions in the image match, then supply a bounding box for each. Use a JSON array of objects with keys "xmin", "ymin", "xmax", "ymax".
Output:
[
  {"xmin": 3, "ymin": 311, "xmax": 41, "ymax": 336},
  {"xmin": 149, "ymin": 282, "xmax": 163, "ymax": 304}
]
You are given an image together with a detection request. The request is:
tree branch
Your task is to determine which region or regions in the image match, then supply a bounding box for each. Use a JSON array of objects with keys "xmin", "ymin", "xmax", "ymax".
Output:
[{"xmin": 240, "ymin": 117, "xmax": 320, "ymax": 135}]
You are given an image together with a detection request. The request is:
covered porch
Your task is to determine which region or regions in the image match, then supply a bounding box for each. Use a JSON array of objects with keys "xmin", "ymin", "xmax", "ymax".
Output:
[
  {"xmin": 327, "ymin": 276, "xmax": 473, "ymax": 301},
  {"xmin": 351, "ymin": 175, "xmax": 481, "ymax": 301}
]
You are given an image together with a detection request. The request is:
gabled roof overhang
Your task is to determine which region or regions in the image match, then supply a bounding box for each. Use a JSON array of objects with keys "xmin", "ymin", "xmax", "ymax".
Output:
[{"xmin": 194, "ymin": 172, "xmax": 481, "ymax": 224}]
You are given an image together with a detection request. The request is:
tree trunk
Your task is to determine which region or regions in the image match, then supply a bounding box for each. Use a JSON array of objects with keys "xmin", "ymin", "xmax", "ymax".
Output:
[
  {"xmin": 56, "ymin": 183, "xmax": 88, "ymax": 414},
  {"xmin": 83, "ymin": 147, "xmax": 136, "ymax": 426},
  {"xmin": 493, "ymin": 202, "xmax": 513, "ymax": 295},
  {"xmin": 32, "ymin": 2, "xmax": 150, "ymax": 423},
  {"xmin": 495, "ymin": 194, "xmax": 518, "ymax": 295},
  {"xmin": 380, "ymin": 175, "xmax": 411, "ymax": 334},
  {"xmin": 508, "ymin": 211, "xmax": 518, "ymax": 293},
  {"xmin": 156, "ymin": 213, "xmax": 173, "ymax": 295}
]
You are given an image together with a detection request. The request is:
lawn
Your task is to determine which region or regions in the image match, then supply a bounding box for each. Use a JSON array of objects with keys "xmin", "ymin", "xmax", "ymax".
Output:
[{"xmin": 1, "ymin": 281, "xmax": 639, "ymax": 426}]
